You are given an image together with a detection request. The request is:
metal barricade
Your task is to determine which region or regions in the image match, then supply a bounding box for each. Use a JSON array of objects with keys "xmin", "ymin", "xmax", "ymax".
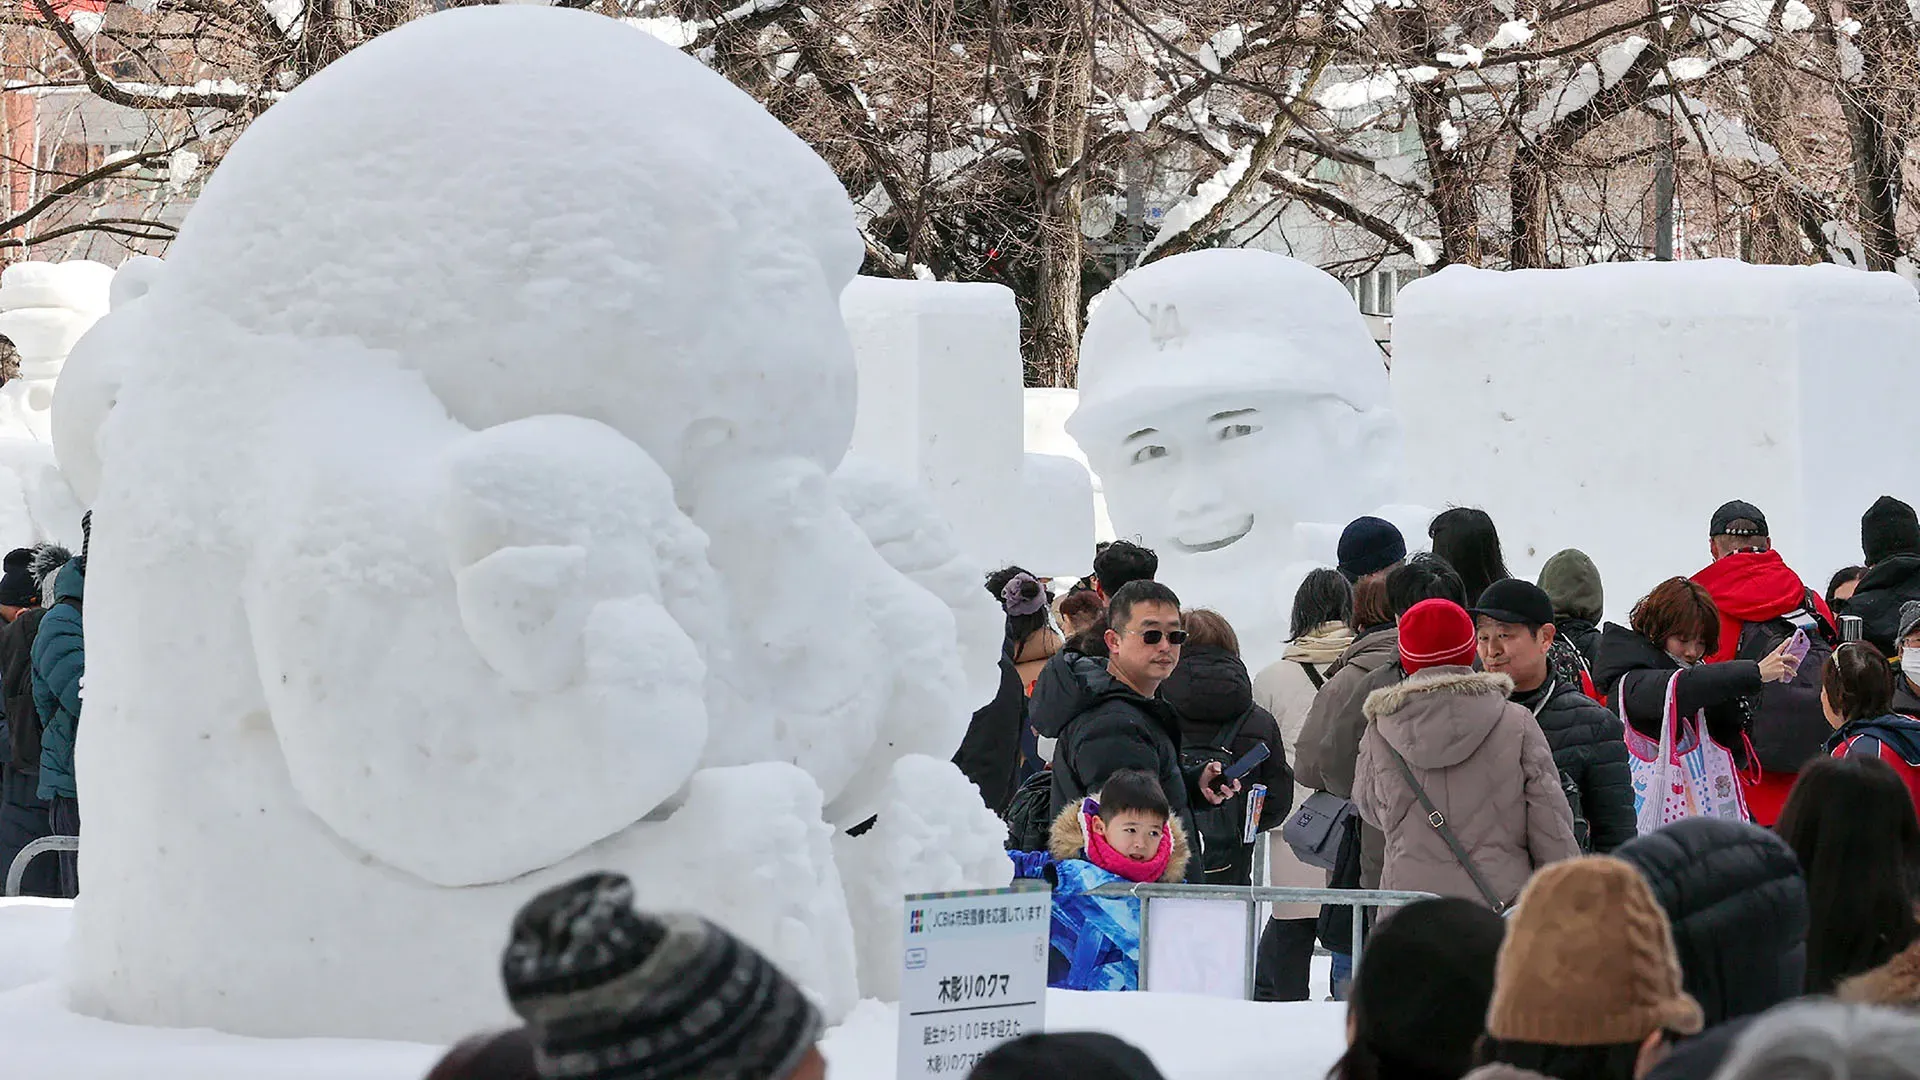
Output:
[
  {"xmin": 5, "ymin": 835, "xmax": 76, "ymax": 897},
  {"xmin": 1087, "ymin": 877, "xmax": 1437, "ymax": 998}
]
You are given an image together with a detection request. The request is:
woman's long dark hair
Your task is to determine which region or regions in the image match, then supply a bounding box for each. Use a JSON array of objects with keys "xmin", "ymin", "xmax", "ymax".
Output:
[
  {"xmin": 1428, "ymin": 508, "xmax": 1511, "ymax": 606},
  {"xmin": 1291, "ymin": 568, "xmax": 1354, "ymax": 641},
  {"xmin": 1776, "ymin": 755, "xmax": 1920, "ymax": 994}
]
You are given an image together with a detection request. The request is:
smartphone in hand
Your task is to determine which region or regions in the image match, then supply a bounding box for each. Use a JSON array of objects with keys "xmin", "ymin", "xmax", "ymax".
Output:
[
  {"xmin": 1784, "ymin": 627, "xmax": 1811, "ymax": 665},
  {"xmin": 1214, "ymin": 742, "xmax": 1270, "ymax": 791}
]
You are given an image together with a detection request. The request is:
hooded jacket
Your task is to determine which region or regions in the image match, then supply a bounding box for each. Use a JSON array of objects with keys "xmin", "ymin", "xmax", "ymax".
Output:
[
  {"xmin": 1353, "ymin": 668, "xmax": 1580, "ymax": 909},
  {"xmin": 1254, "ymin": 622, "xmax": 1354, "ymax": 913},
  {"xmin": 1621, "ymin": 818, "xmax": 1808, "ymax": 1080},
  {"xmin": 1592, "ymin": 623, "xmax": 1761, "ymax": 767},
  {"xmin": 1540, "ymin": 550, "xmax": 1605, "ymax": 669},
  {"xmin": 1826, "ymin": 713, "xmax": 1920, "ymax": 817},
  {"xmin": 1516, "ymin": 679, "xmax": 1637, "ymax": 853},
  {"xmin": 1160, "ymin": 645, "xmax": 1293, "ymax": 884},
  {"xmin": 1691, "ymin": 550, "xmax": 1833, "ymax": 665},
  {"xmin": 32, "ymin": 560, "xmax": 83, "ymax": 802},
  {"xmin": 1031, "ymin": 648, "xmax": 1199, "ymax": 865},
  {"xmin": 1006, "ymin": 803, "xmax": 1191, "ymax": 991},
  {"xmin": 1693, "ymin": 551, "xmax": 1834, "ymax": 781},
  {"xmin": 1845, "ymin": 553, "xmax": 1920, "ymax": 656}
]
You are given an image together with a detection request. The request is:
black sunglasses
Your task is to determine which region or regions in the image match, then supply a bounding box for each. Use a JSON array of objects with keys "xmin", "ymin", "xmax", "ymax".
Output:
[{"xmin": 1119, "ymin": 628, "xmax": 1188, "ymax": 646}]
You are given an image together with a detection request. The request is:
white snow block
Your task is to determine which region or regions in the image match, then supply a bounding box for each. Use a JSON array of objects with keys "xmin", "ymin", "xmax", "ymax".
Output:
[
  {"xmin": 842, "ymin": 277, "xmax": 1095, "ymax": 577},
  {"xmin": 1393, "ymin": 260, "xmax": 1920, "ymax": 615},
  {"xmin": 1024, "ymin": 387, "xmax": 1115, "ymax": 544}
]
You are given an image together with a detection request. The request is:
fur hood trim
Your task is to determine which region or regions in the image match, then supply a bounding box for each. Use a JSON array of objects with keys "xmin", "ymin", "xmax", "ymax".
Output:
[
  {"xmin": 1048, "ymin": 800, "xmax": 1191, "ymax": 884},
  {"xmin": 1363, "ymin": 667, "xmax": 1514, "ymax": 722},
  {"xmin": 1838, "ymin": 935, "xmax": 1920, "ymax": 1010}
]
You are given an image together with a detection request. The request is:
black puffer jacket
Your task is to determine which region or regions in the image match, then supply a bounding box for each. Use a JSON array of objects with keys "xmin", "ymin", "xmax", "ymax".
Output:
[
  {"xmin": 1618, "ymin": 818, "xmax": 1808, "ymax": 1080},
  {"xmin": 1160, "ymin": 645, "xmax": 1295, "ymax": 884},
  {"xmin": 1845, "ymin": 554, "xmax": 1920, "ymax": 656},
  {"xmin": 1592, "ymin": 624, "xmax": 1761, "ymax": 767},
  {"xmin": 1514, "ymin": 679, "xmax": 1635, "ymax": 853},
  {"xmin": 1031, "ymin": 648, "xmax": 1201, "ymax": 872}
]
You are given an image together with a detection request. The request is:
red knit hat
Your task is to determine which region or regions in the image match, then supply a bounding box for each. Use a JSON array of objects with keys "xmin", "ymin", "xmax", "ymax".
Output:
[{"xmin": 1399, "ymin": 598, "xmax": 1479, "ymax": 673}]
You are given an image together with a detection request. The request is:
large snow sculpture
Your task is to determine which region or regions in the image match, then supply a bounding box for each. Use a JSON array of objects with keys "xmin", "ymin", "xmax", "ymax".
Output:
[
  {"xmin": 1069, "ymin": 249, "xmax": 1412, "ymax": 665},
  {"xmin": 0, "ymin": 260, "xmax": 112, "ymax": 444},
  {"xmin": 0, "ymin": 260, "xmax": 111, "ymax": 547},
  {"xmin": 67, "ymin": 6, "xmax": 1001, "ymax": 1042},
  {"xmin": 1393, "ymin": 261, "xmax": 1920, "ymax": 617},
  {"xmin": 841, "ymin": 277, "xmax": 1094, "ymax": 577}
]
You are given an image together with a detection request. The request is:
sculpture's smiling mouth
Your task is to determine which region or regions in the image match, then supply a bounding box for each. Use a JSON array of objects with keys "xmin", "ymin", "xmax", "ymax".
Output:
[{"xmin": 1174, "ymin": 515, "xmax": 1254, "ymax": 553}]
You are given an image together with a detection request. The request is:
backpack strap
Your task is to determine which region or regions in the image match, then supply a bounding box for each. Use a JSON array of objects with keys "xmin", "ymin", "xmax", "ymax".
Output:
[
  {"xmin": 1382, "ymin": 743, "xmax": 1509, "ymax": 913},
  {"xmin": 1300, "ymin": 661, "xmax": 1326, "ymax": 691},
  {"xmin": 1210, "ymin": 705, "xmax": 1255, "ymax": 751}
]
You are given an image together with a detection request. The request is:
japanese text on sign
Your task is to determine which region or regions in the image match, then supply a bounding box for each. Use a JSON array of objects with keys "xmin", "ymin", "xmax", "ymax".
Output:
[{"xmin": 898, "ymin": 887, "xmax": 1048, "ymax": 1080}]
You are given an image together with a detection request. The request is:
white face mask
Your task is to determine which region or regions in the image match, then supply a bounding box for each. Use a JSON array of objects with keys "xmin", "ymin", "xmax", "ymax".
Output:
[{"xmin": 1903, "ymin": 647, "xmax": 1920, "ymax": 684}]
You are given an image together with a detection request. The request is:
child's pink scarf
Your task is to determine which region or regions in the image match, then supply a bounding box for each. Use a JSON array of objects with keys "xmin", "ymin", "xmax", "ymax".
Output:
[{"xmin": 1080, "ymin": 800, "xmax": 1172, "ymax": 883}]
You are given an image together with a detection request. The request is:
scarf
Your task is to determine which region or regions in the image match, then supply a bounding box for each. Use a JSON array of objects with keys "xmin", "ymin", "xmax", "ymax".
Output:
[{"xmin": 1080, "ymin": 799, "xmax": 1172, "ymax": 883}]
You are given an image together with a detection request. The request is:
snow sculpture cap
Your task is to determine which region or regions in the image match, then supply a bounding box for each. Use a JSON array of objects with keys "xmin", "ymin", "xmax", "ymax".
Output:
[
  {"xmin": 156, "ymin": 6, "xmax": 863, "ymax": 481},
  {"xmin": 1070, "ymin": 249, "xmax": 1389, "ymax": 442}
]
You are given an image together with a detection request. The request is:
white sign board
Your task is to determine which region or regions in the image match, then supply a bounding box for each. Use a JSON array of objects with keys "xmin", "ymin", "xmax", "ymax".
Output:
[{"xmin": 898, "ymin": 884, "xmax": 1049, "ymax": 1080}]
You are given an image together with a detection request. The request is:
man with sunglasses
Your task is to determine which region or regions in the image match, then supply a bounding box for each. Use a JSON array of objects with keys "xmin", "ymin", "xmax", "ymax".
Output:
[{"xmin": 1033, "ymin": 579, "xmax": 1241, "ymax": 881}]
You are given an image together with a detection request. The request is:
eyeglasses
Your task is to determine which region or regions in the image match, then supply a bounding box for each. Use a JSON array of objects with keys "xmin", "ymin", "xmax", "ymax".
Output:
[{"xmin": 1118, "ymin": 628, "xmax": 1188, "ymax": 646}]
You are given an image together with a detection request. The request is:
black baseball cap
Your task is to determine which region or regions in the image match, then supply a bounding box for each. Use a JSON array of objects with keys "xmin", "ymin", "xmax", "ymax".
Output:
[
  {"xmin": 1709, "ymin": 500, "xmax": 1768, "ymax": 538},
  {"xmin": 1471, "ymin": 579, "xmax": 1556, "ymax": 628}
]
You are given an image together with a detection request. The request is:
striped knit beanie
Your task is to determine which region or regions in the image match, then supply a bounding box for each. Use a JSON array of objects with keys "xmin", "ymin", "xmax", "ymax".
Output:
[
  {"xmin": 1398, "ymin": 598, "xmax": 1479, "ymax": 674},
  {"xmin": 503, "ymin": 873, "xmax": 823, "ymax": 1080}
]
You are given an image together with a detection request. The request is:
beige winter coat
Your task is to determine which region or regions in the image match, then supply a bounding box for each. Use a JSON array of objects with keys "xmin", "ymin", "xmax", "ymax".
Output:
[
  {"xmin": 1253, "ymin": 622, "xmax": 1355, "ymax": 919},
  {"xmin": 1354, "ymin": 668, "xmax": 1580, "ymax": 911}
]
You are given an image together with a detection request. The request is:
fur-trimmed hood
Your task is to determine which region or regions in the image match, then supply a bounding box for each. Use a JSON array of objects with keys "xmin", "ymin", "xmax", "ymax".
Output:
[
  {"xmin": 1363, "ymin": 667, "xmax": 1517, "ymax": 771},
  {"xmin": 1838, "ymin": 934, "xmax": 1920, "ymax": 1011},
  {"xmin": 1048, "ymin": 801, "xmax": 1190, "ymax": 884}
]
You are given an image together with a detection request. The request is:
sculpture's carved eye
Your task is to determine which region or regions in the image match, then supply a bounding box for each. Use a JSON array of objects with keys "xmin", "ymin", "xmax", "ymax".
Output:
[
  {"xmin": 1131, "ymin": 444, "xmax": 1169, "ymax": 465},
  {"xmin": 1216, "ymin": 422, "xmax": 1261, "ymax": 441}
]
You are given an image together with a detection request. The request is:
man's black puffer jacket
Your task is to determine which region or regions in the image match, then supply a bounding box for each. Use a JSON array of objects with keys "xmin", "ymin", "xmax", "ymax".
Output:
[
  {"xmin": 1618, "ymin": 817, "xmax": 1809, "ymax": 1080},
  {"xmin": 1519, "ymin": 679, "xmax": 1636, "ymax": 853},
  {"xmin": 1030, "ymin": 648, "xmax": 1199, "ymax": 864}
]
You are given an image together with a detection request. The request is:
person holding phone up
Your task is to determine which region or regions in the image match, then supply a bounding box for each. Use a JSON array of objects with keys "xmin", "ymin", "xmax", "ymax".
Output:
[{"xmin": 1033, "ymin": 580, "xmax": 1240, "ymax": 883}]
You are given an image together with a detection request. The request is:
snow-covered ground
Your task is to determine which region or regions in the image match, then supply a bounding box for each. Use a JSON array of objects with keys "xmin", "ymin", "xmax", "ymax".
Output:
[{"xmin": 0, "ymin": 899, "xmax": 1347, "ymax": 1079}]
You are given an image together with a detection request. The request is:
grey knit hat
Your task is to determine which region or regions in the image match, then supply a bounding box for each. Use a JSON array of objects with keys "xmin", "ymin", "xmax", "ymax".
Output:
[
  {"xmin": 1897, "ymin": 601, "xmax": 1920, "ymax": 647},
  {"xmin": 503, "ymin": 873, "xmax": 823, "ymax": 1080}
]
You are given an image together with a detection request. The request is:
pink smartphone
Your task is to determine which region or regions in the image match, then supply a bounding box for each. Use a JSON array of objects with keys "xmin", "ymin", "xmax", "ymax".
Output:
[{"xmin": 1785, "ymin": 628, "xmax": 1811, "ymax": 664}]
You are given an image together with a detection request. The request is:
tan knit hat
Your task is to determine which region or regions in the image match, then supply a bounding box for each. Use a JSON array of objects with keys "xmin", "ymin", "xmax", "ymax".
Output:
[{"xmin": 1487, "ymin": 857, "xmax": 1704, "ymax": 1046}]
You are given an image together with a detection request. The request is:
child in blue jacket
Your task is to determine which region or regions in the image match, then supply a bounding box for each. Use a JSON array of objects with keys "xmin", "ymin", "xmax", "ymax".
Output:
[{"xmin": 1007, "ymin": 768, "xmax": 1189, "ymax": 991}]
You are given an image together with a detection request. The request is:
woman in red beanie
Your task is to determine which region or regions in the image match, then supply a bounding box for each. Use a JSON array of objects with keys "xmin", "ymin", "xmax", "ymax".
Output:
[{"xmin": 1353, "ymin": 599, "xmax": 1581, "ymax": 912}]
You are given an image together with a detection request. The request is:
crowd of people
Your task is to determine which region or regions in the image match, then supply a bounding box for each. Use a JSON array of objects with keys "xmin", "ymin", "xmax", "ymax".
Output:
[
  {"xmin": 945, "ymin": 492, "xmax": 1920, "ymax": 1077},
  {"xmin": 0, "ymin": 533, "xmax": 83, "ymax": 898},
  {"xmin": 16, "ymin": 490, "xmax": 1920, "ymax": 1080}
]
